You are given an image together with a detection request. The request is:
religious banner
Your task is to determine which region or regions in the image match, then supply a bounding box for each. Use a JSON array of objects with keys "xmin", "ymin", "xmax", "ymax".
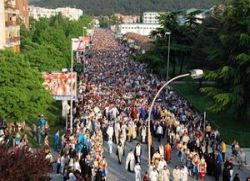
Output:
[{"xmin": 42, "ymin": 72, "xmax": 77, "ymax": 100}]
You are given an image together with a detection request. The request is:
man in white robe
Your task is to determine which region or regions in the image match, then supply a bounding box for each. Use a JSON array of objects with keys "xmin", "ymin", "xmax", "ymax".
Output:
[
  {"xmin": 150, "ymin": 167, "xmax": 159, "ymax": 181},
  {"xmin": 140, "ymin": 124, "xmax": 147, "ymax": 143},
  {"xmin": 134, "ymin": 163, "xmax": 141, "ymax": 181},
  {"xmin": 114, "ymin": 122, "xmax": 121, "ymax": 144},
  {"xmin": 173, "ymin": 165, "xmax": 181, "ymax": 181},
  {"xmin": 180, "ymin": 165, "xmax": 189, "ymax": 181},
  {"xmin": 134, "ymin": 143, "xmax": 142, "ymax": 164},
  {"xmin": 117, "ymin": 142, "xmax": 123, "ymax": 164},
  {"xmin": 125, "ymin": 150, "xmax": 135, "ymax": 172},
  {"xmin": 106, "ymin": 124, "xmax": 114, "ymax": 141}
]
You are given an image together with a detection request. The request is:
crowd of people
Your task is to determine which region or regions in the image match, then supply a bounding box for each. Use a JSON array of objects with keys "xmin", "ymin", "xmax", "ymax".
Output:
[
  {"xmin": 0, "ymin": 28, "xmax": 249, "ymax": 181},
  {"xmin": 52, "ymin": 29, "xmax": 249, "ymax": 181}
]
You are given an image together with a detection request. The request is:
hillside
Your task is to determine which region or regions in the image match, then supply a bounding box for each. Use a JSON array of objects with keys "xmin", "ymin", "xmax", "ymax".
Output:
[{"xmin": 32, "ymin": 0, "xmax": 221, "ymax": 15}]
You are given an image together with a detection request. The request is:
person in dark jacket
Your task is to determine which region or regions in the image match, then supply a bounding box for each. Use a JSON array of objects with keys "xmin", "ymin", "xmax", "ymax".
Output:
[
  {"xmin": 233, "ymin": 173, "xmax": 240, "ymax": 181},
  {"xmin": 223, "ymin": 165, "xmax": 231, "ymax": 181}
]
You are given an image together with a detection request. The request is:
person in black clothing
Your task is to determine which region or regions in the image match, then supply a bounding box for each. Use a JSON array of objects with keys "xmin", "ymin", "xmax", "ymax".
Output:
[
  {"xmin": 214, "ymin": 159, "xmax": 221, "ymax": 181},
  {"xmin": 233, "ymin": 173, "xmax": 240, "ymax": 181},
  {"xmin": 81, "ymin": 144, "xmax": 88, "ymax": 160},
  {"xmin": 95, "ymin": 168, "xmax": 103, "ymax": 181},
  {"xmin": 223, "ymin": 165, "xmax": 231, "ymax": 181}
]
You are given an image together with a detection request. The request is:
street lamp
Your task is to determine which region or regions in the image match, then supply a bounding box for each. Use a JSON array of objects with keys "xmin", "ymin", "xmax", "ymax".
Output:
[
  {"xmin": 69, "ymin": 38, "xmax": 78, "ymax": 132},
  {"xmin": 147, "ymin": 69, "xmax": 203, "ymax": 170},
  {"xmin": 83, "ymin": 26, "xmax": 87, "ymax": 36},
  {"xmin": 165, "ymin": 32, "xmax": 171, "ymax": 82}
]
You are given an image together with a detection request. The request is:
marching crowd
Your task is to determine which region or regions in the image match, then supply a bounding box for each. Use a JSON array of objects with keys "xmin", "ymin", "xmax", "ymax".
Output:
[
  {"xmin": 0, "ymin": 28, "xmax": 249, "ymax": 181},
  {"xmin": 51, "ymin": 29, "xmax": 248, "ymax": 181}
]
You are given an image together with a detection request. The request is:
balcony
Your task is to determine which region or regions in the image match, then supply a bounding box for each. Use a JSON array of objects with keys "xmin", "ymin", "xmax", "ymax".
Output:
[
  {"xmin": 4, "ymin": 1, "xmax": 17, "ymax": 9},
  {"xmin": 5, "ymin": 21, "xmax": 18, "ymax": 26},
  {"xmin": 6, "ymin": 36, "xmax": 20, "ymax": 45}
]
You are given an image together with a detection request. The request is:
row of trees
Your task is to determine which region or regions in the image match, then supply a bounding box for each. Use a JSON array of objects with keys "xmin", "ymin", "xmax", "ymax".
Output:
[
  {"xmin": 136, "ymin": 0, "xmax": 250, "ymax": 122},
  {"xmin": 0, "ymin": 14, "xmax": 92, "ymax": 122},
  {"xmin": 35, "ymin": 0, "xmax": 218, "ymax": 15}
]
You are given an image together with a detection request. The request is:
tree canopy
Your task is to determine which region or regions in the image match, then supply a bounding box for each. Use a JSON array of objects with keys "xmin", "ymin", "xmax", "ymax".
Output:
[
  {"xmin": 201, "ymin": 0, "xmax": 250, "ymax": 122},
  {"xmin": 0, "ymin": 14, "xmax": 92, "ymax": 122},
  {"xmin": 135, "ymin": 0, "xmax": 250, "ymax": 122},
  {"xmin": 0, "ymin": 50, "xmax": 53, "ymax": 121}
]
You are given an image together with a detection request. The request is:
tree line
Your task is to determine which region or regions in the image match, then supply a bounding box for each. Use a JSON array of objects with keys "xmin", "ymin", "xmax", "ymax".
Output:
[
  {"xmin": 34, "ymin": 0, "xmax": 220, "ymax": 16},
  {"xmin": 0, "ymin": 14, "xmax": 92, "ymax": 122},
  {"xmin": 135, "ymin": 0, "xmax": 250, "ymax": 123}
]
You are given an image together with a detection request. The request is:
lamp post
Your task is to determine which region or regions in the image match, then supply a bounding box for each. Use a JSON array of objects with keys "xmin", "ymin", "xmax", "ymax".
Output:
[
  {"xmin": 69, "ymin": 39, "xmax": 75, "ymax": 132},
  {"xmin": 147, "ymin": 69, "xmax": 203, "ymax": 171},
  {"xmin": 83, "ymin": 26, "xmax": 87, "ymax": 36},
  {"xmin": 165, "ymin": 32, "xmax": 171, "ymax": 82}
]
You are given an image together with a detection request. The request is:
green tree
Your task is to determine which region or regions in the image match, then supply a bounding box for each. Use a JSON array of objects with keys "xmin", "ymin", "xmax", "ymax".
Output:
[
  {"xmin": 24, "ymin": 44, "xmax": 68, "ymax": 72},
  {"xmin": 0, "ymin": 50, "xmax": 53, "ymax": 121},
  {"xmin": 201, "ymin": 0, "xmax": 250, "ymax": 122}
]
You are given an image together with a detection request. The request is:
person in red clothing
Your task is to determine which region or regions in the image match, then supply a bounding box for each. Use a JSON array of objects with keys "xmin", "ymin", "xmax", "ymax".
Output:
[
  {"xmin": 199, "ymin": 157, "xmax": 207, "ymax": 180},
  {"xmin": 143, "ymin": 171, "xmax": 149, "ymax": 181},
  {"xmin": 164, "ymin": 143, "xmax": 172, "ymax": 163}
]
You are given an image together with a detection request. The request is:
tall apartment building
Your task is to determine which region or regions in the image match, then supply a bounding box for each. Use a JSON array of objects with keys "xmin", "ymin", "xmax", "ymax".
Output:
[
  {"xmin": 0, "ymin": 0, "xmax": 20, "ymax": 52},
  {"xmin": 16, "ymin": 0, "xmax": 29, "ymax": 29}
]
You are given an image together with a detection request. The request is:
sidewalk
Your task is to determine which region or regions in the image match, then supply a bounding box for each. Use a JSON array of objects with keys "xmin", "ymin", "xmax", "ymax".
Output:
[{"xmin": 226, "ymin": 145, "xmax": 250, "ymax": 169}]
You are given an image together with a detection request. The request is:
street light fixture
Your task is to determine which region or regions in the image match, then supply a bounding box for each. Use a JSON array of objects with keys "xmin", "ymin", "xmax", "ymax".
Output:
[
  {"xmin": 165, "ymin": 32, "xmax": 171, "ymax": 82},
  {"xmin": 83, "ymin": 26, "xmax": 87, "ymax": 36},
  {"xmin": 147, "ymin": 69, "xmax": 204, "ymax": 171}
]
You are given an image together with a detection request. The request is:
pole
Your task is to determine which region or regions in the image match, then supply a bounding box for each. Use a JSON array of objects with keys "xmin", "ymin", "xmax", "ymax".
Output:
[
  {"xmin": 204, "ymin": 111, "xmax": 206, "ymax": 132},
  {"xmin": 147, "ymin": 73, "xmax": 190, "ymax": 170},
  {"xmin": 166, "ymin": 33, "xmax": 171, "ymax": 82},
  {"xmin": 70, "ymin": 39, "xmax": 74, "ymax": 132}
]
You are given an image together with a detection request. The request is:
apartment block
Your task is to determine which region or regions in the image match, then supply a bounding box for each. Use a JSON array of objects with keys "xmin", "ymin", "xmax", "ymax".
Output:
[
  {"xmin": 143, "ymin": 12, "xmax": 160, "ymax": 24},
  {"xmin": 0, "ymin": 0, "xmax": 20, "ymax": 52},
  {"xmin": 16, "ymin": 0, "xmax": 29, "ymax": 29}
]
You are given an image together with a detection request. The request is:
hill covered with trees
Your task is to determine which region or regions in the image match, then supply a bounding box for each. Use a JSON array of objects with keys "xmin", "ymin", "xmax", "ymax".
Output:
[{"xmin": 33, "ymin": 0, "xmax": 221, "ymax": 15}]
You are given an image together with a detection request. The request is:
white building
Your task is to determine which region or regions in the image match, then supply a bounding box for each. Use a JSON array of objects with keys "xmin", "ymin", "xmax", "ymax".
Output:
[
  {"xmin": 55, "ymin": 7, "xmax": 83, "ymax": 20},
  {"xmin": 143, "ymin": 12, "xmax": 160, "ymax": 24},
  {"xmin": 119, "ymin": 23, "xmax": 161, "ymax": 36},
  {"xmin": 29, "ymin": 6, "xmax": 83, "ymax": 20}
]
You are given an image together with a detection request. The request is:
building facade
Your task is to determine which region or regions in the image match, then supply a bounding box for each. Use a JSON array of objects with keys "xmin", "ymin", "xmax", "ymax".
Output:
[
  {"xmin": 29, "ymin": 6, "xmax": 83, "ymax": 20},
  {"xmin": 0, "ymin": 0, "xmax": 20, "ymax": 52},
  {"xmin": 113, "ymin": 13, "xmax": 139, "ymax": 24},
  {"xmin": 119, "ymin": 23, "xmax": 161, "ymax": 36},
  {"xmin": 143, "ymin": 12, "xmax": 160, "ymax": 24},
  {"xmin": 16, "ymin": 0, "xmax": 29, "ymax": 29}
]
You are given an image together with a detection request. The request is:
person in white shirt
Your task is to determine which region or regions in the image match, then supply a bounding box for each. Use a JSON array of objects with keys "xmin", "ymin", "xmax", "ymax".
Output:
[
  {"xmin": 173, "ymin": 165, "xmax": 181, "ymax": 181},
  {"xmin": 73, "ymin": 158, "xmax": 81, "ymax": 173},
  {"xmin": 158, "ymin": 144, "xmax": 164, "ymax": 157},
  {"xmin": 60, "ymin": 155, "xmax": 65, "ymax": 174},
  {"xmin": 150, "ymin": 167, "xmax": 159, "ymax": 181},
  {"xmin": 106, "ymin": 124, "xmax": 114, "ymax": 141},
  {"xmin": 134, "ymin": 143, "xmax": 142, "ymax": 164},
  {"xmin": 125, "ymin": 149, "xmax": 135, "ymax": 172},
  {"xmin": 140, "ymin": 124, "xmax": 147, "ymax": 143},
  {"xmin": 134, "ymin": 163, "xmax": 141, "ymax": 181},
  {"xmin": 114, "ymin": 122, "xmax": 121, "ymax": 144},
  {"xmin": 180, "ymin": 165, "xmax": 189, "ymax": 181},
  {"xmin": 156, "ymin": 124, "xmax": 163, "ymax": 142},
  {"xmin": 159, "ymin": 166, "xmax": 170, "ymax": 181}
]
